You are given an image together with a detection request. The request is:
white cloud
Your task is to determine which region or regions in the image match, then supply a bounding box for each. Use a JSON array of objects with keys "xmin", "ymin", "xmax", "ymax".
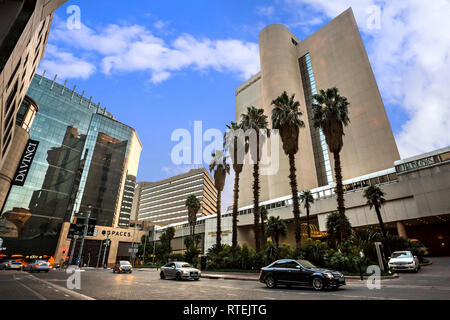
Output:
[
  {"xmin": 256, "ymin": 6, "xmax": 275, "ymax": 17},
  {"xmin": 45, "ymin": 19, "xmax": 260, "ymax": 84},
  {"xmin": 287, "ymin": 0, "xmax": 450, "ymax": 158},
  {"xmin": 38, "ymin": 44, "xmax": 96, "ymax": 79}
]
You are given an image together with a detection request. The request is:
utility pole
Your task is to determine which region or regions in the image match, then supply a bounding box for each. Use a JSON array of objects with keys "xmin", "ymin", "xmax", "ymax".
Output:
[
  {"xmin": 76, "ymin": 205, "xmax": 92, "ymax": 267},
  {"xmin": 142, "ymin": 234, "xmax": 148, "ymax": 265},
  {"xmin": 101, "ymin": 234, "xmax": 110, "ymax": 268},
  {"xmin": 68, "ymin": 235, "xmax": 79, "ymax": 267}
]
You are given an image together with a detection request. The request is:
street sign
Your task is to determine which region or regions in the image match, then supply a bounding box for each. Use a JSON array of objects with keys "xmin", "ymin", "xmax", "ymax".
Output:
[{"xmin": 0, "ymin": 238, "xmax": 3, "ymax": 248}]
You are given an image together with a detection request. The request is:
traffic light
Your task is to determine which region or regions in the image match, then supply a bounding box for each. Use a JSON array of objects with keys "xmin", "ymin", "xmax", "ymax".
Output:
[{"xmin": 62, "ymin": 248, "xmax": 67, "ymax": 254}]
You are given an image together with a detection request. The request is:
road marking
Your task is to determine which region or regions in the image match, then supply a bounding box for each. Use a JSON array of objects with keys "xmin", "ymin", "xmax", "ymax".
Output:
[
  {"xmin": 25, "ymin": 273, "xmax": 95, "ymax": 300},
  {"xmin": 13, "ymin": 274, "xmax": 47, "ymax": 300}
]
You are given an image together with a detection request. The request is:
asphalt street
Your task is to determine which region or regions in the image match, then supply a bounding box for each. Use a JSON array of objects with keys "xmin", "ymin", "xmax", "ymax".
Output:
[{"xmin": 0, "ymin": 257, "xmax": 449, "ymax": 300}]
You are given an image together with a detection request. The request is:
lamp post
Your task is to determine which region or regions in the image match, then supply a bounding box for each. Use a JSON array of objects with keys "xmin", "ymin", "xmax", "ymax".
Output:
[
  {"xmin": 101, "ymin": 233, "xmax": 110, "ymax": 269},
  {"xmin": 76, "ymin": 204, "xmax": 92, "ymax": 267}
]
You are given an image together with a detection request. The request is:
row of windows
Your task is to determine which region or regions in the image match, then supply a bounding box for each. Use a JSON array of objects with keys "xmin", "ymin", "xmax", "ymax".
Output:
[
  {"xmin": 396, "ymin": 152, "xmax": 450, "ymax": 174},
  {"xmin": 141, "ymin": 173, "xmax": 204, "ymax": 194},
  {"xmin": 140, "ymin": 185, "xmax": 204, "ymax": 206},
  {"xmin": 140, "ymin": 178, "xmax": 204, "ymax": 199}
]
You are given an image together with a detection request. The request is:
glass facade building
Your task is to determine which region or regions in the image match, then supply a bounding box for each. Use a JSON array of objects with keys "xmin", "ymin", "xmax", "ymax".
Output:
[{"xmin": 0, "ymin": 74, "xmax": 142, "ymax": 256}]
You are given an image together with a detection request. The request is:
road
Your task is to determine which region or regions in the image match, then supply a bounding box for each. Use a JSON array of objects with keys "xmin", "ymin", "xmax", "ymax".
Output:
[{"xmin": 1, "ymin": 257, "xmax": 449, "ymax": 300}]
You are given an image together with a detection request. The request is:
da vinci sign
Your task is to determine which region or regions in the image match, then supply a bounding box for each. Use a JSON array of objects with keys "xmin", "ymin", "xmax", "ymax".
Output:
[{"xmin": 12, "ymin": 139, "xmax": 39, "ymax": 187}]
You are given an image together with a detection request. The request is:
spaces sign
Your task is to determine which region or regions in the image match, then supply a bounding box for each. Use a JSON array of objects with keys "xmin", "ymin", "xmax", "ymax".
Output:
[{"xmin": 12, "ymin": 139, "xmax": 39, "ymax": 187}]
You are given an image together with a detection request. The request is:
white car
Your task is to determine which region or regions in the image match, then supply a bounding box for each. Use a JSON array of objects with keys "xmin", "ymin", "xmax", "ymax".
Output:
[{"xmin": 388, "ymin": 251, "xmax": 420, "ymax": 272}]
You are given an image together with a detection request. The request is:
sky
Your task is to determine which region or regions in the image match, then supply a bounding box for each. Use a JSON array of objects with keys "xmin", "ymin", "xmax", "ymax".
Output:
[{"xmin": 39, "ymin": 0, "xmax": 450, "ymax": 213}]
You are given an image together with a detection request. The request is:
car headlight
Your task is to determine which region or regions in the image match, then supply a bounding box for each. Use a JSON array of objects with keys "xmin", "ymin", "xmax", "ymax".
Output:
[
  {"xmin": 182, "ymin": 270, "xmax": 189, "ymax": 275},
  {"xmin": 323, "ymin": 272, "xmax": 334, "ymax": 278}
]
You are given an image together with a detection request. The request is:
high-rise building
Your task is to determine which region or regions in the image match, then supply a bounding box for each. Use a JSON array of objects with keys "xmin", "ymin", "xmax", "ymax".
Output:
[
  {"xmin": 236, "ymin": 8, "xmax": 400, "ymax": 207},
  {"xmin": 0, "ymin": 0, "xmax": 67, "ymax": 175},
  {"xmin": 137, "ymin": 168, "xmax": 217, "ymax": 226},
  {"xmin": 0, "ymin": 74, "xmax": 142, "ymax": 256}
]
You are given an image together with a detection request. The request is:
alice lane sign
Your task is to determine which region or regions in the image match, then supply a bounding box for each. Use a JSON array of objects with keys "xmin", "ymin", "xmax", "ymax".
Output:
[{"xmin": 12, "ymin": 139, "xmax": 39, "ymax": 187}]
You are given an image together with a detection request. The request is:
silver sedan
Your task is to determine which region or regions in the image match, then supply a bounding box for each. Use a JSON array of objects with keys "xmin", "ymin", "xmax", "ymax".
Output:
[
  {"xmin": 160, "ymin": 262, "xmax": 201, "ymax": 281},
  {"xmin": 25, "ymin": 260, "xmax": 51, "ymax": 273}
]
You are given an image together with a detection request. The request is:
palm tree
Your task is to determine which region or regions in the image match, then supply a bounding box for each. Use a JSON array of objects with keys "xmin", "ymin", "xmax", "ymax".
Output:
[
  {"xmin": 240, "ymin": 106, "xmax": 269, "ymax": 251},
  {"xmin": 312, "ymin": 87, "xmax": 350, "ymax": 242},
  {"xmin": 363, "ymin": 185, "xmax": 391, "ymax": 256},
  {"xmin": 300, "ymin": 190, "xmax": 315, "ymax": 239},
  {"xmin": 209, "ymin": 150, "xmax": 230, "ymax": 249},
  {"xmin": 185, "ymin": 195, "xmax": 201, "ymax": 237},
  {"xmin": 260, "ymin": 206, "xmax": 268, "ymax": 245},
  {"xmin": 326, "ymin": 212, "xmax": 351, "ymax": 246},
  {"xmin": 271, "ymin": 92, "xmax": 305, "ymax": 249},
  {"xmin": 266, "ymin": 216, "xmax": 287, "ymax": 249},
  {"xmin": 224, "ymin": 122, "xmax": 247, "ymax": 250}
]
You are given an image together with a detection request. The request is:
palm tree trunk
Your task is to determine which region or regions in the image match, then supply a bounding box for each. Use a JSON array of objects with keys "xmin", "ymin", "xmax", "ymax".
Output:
[
  {"xmin": 260, "ymin": 211, "xmax": 266, "ymax": 247},
  {"xmin": 288, "ymin": 153, "xmax": 302, "ymax": 249},
  {"xmin": 232, "ymin": 171, "xmax": 240, "ymax": 250},
  {"xmin": 216, "ymin": 191, "xmax": 222, "ymax": 249},
  {"xmin": 275, "ymin": 235, "xmax": 279, "ymax": 249},
  {"xmin": 333, "ymin": 151, "xmax": 347, "ymax": 242},
  {"xmin": 253, "ymin": 162, "xmax": 261, "ymax": 251},
  {"xmin": 375, "ymin": 204, "xmax": 391, "ymax": 256},
  {"xmin": 306, "ymin": 205, "xmax": 311, "ymax": 239}
]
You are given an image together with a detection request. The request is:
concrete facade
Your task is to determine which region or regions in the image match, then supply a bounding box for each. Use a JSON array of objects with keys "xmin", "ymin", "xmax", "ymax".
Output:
[
  {"xmin": 0, "ymin": 0, "xmax": 66, "ymax": 170},
  {"xmin": 235, "ymin": 8, "xmax": 400, "ymax": 207}
]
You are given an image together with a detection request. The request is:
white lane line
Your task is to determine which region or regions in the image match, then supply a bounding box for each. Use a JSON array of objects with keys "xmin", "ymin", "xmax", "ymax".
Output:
[
  {"xmin": 13, "ymin": 274, "xmax": 47, "ymax": 301},
  {"xmin": 25, "ymin": 273, "xmax": 95, "ymax": 300}
]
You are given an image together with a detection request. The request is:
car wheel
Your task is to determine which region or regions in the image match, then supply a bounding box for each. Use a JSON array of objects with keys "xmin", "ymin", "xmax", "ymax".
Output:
[
  {"xmin": 265, "ymin": 275, "xmax": 277, "ymax": 289},
  {"xmin": 160, "ymin": 272, "xmax": 165, "ymax": 279},
  {"xmin": 312, "ymin": 277, "xmax": 325, "ymax": 291},
  {"xmin": 194, "ymin": 278, "xmax": 200, "ymax": 281},
  {"xmin": 414, "ymin": 265, "xmax": 419, "ymax": 273},
  {"xmin": 129, "ymin": 271, "xmax": 132, "ymax": 274},
  {"xmin": 113, "ymin": 269, "xmax": 115, "ymax": 273},
  {"xmin": 176, "ymin": 273, "xmax": 182, "ymax": 281}
]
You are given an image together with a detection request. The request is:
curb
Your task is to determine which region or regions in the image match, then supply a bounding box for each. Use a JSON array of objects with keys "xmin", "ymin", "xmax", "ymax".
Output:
[
  {"xmin": 201, "ymin": 273, "xmax": 400, "ymax": 281},
  {"xmin": 420, "ymin": 261, "xmax": 433, "ymax": 267},
  {"xmin": 201, "ymin": 274, "xmax": 259, "ymax": 281}
]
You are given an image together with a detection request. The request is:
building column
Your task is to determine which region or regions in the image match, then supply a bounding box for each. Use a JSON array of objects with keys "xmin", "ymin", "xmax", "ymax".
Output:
[
  {"xmin": 396, "ymin": 221, "xmax": 408, "ymax": 239},
  {"xmin": 107, "ymin": 240, "xmax": 119, "ymax": 268},
  {"xmin": 0, "ymin": 126, "xmax": 29, "ymax": 210}
]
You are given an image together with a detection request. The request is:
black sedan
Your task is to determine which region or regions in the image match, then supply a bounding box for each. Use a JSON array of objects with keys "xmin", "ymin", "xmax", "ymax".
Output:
[{"xmin": 259, "ymin": 259, "xmax": 346, "ymax": 291}]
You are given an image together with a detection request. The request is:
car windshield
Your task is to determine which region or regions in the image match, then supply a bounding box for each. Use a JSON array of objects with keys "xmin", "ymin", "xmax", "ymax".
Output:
[
  {"xmin": 120, "ymin": 261, "xmax": 131, "ymax": 265},
  {"xmin": 391, "ymin": 252, "xmax": 413, "ymax": 258},
  {"xmin": 297, "ymin": 260, "xmax": 317, "ymax": 269},
  {"xmin": 177, "ymin": 263, "xmax": 192, "ymax": 268}
]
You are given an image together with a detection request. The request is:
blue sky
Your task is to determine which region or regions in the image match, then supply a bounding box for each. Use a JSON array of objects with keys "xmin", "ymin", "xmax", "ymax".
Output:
[{"xmin": 40, "ymin": 0, "xmax": 450, "ymax": 211}]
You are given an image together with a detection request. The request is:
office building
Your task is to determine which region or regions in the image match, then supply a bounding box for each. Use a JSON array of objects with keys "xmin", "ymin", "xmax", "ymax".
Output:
[
  {"xmin": 0, "ymin": 74, "xmax": 142, "ymax": 260},
  {"xmin": 0, "ymin": 0, "xmax": 66, "ymax": 175},
  {"xmin": 235, "ymin": 8, "xmax": 400, "ymax": 207},
  {"xmin": 137, "ymin": 168, "xmax": 217, "ymax": 226}
]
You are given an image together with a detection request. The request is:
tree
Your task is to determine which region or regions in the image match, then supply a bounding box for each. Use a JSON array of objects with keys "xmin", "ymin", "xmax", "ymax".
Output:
[
  {"xmin": 160, "ymin": 227, "xmax": 176, "ymax": 256},
  {"xmin": 260, "ymin": 206, "xmax": 268, "ymax": 245},
  {"xmin": 240, "ymin": 106, "xmax": 270, "ymax": 251},
  {"xmin": 326, "ymin": 212, "xmax": 351, "ymax": 246},
  {"xmin": 363, "ymin": 185, "xmax": 391, "ymax": 256},
  {"xmin": 271, "ymin": 92, "xmax": 305, "ymax": 249},
  {"xmin": 209, "ymin": 150, "xmax": 230, "ymax": 249},
  {"xmin": 300, "ymin": 190, "xmax": 315, "ymax": 239},
  {"xmin": 266, "ymin": 216, "xmax": 288, "ymax": 248},
  {"xmin": 185, "ymin": 195, "xmax": 201, "ymax": 237},
  {"xmin": 224, "ymin": 121, "xmax": 247, "ymax": 250},
  {"xmin": 312, "ymin": 87, "xmax": 351, "ymax": 242}
]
